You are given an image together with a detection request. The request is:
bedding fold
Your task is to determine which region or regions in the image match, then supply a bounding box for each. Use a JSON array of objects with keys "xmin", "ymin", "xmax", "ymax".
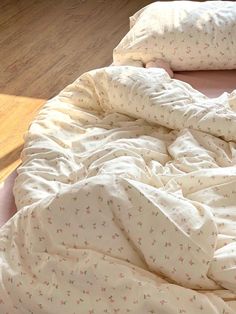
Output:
[{"xmin": 0, "ymin": 66, "xmax": 235, "ymax": 313}]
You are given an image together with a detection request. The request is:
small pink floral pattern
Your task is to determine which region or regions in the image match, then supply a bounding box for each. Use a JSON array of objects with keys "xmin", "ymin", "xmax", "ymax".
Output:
[
  {"xmin": 1, "ymin": 66, "xmax": 236, "ymax": 313},
  {"xmin": 114, "ymin": 1, "xmax": 236, "ymax": 71}
]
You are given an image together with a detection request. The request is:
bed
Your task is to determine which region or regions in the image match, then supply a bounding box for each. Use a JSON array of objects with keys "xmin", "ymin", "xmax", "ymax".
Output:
[{"xmin": 0, "ymin": 1, "xmax": 236, "ymax": 313}]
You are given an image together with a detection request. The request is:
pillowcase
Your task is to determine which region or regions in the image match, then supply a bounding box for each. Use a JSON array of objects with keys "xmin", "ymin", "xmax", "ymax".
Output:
[{"xmin": 113, "ymin": 1, "xmax": 236, "ymax": 71}]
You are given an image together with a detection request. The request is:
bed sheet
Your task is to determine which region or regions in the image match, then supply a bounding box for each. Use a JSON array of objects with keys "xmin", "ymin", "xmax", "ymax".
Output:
[{"xmin": 174, "ymin": 70, "xmax": 236, "ymax": 98}]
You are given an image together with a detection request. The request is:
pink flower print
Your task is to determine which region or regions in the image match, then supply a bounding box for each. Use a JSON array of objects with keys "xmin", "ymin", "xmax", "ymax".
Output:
[
  {"xmin": 179, "ymin": 256, "xmax": 184, "ymax": 263},
  {"xmin": 171, "ymin": 267, "xmax": 176, "ymax": 274},
  {"xmin": 160, "ymin": 299, "xmax": 167, "ymax": 305},
  {"xmin": 149, "ymin": 227, "xmax": 154, "ymax": 234},
  {"xmin": 189, "ymin": 259, "xmax": 194, "ymax": 266}
]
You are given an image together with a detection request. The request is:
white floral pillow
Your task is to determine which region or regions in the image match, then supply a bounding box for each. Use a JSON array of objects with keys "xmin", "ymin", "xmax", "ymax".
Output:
[{"xmin": 113, "ymin": 1, "xmax": 236, "ymax": 71}]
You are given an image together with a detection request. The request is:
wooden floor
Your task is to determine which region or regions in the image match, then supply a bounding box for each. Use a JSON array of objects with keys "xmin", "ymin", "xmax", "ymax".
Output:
[{"xmin": 0, "ymin": 0, "xmax": 153, "ymax": 182}]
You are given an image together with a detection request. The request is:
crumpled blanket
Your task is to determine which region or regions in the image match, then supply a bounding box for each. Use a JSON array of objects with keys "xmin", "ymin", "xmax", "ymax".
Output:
[{"xmin": 1, "ymin": 66, "xmax": 236, "ymax": 313}]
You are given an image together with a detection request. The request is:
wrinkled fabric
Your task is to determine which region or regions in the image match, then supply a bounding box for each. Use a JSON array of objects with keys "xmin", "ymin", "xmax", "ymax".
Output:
[
  {"xmin": 113, "ymin": 1, "xmax": 236, "ymax": 71},
  {"xmin": 0, "ymin": 66, "xmax": 236, "ymax": 313}
]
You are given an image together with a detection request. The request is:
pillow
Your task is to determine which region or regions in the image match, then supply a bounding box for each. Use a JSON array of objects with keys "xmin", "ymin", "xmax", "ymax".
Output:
[{"xmin": 113, "ymin": 1, "xmax": 236, "ymax": 71}]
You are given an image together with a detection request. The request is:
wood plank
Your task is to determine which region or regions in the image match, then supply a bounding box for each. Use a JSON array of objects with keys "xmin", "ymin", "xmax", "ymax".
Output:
[
  {"xmin": 0, "ymin": 94, "xmax": 45, "ymax": 181},
  {"xmin": 0, "ymin": 0, "xmax": 153, "ymax": 181},
  {"xmin": 0, "ymin": 0, "xmax": 153, "ymax": 98}
]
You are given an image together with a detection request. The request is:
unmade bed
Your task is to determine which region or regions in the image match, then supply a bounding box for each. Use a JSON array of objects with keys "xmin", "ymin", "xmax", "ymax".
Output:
[{"xmin": 0, "ymin": 1, "xmax": 236, "ymax": 313}]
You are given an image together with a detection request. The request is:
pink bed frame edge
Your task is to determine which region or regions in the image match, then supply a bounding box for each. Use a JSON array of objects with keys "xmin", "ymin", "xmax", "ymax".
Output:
[{"xmin": 0, "ymin": 170, "xmax": 17, "ymax": 227}]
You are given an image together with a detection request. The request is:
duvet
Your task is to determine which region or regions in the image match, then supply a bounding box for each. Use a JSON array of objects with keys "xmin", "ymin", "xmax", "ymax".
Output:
[{"xmin": 1, "ymin": 66, "xmax": 236, "ymax": 313}]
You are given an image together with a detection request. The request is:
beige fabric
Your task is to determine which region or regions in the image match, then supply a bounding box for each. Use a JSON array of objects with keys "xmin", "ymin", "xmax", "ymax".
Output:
[
  {"xmin": 113, "ymin": 1, "xmax": 236, "ymax": 71},
  {"xmin": 0, "ymin": 66, "xmax": 235, "ymax": 313}
]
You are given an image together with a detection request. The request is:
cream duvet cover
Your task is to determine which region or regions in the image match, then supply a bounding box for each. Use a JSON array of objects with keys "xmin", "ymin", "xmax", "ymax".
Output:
[{"xmin": 1, "ymin": 66, "xmax": 236, "ymax": 313}]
